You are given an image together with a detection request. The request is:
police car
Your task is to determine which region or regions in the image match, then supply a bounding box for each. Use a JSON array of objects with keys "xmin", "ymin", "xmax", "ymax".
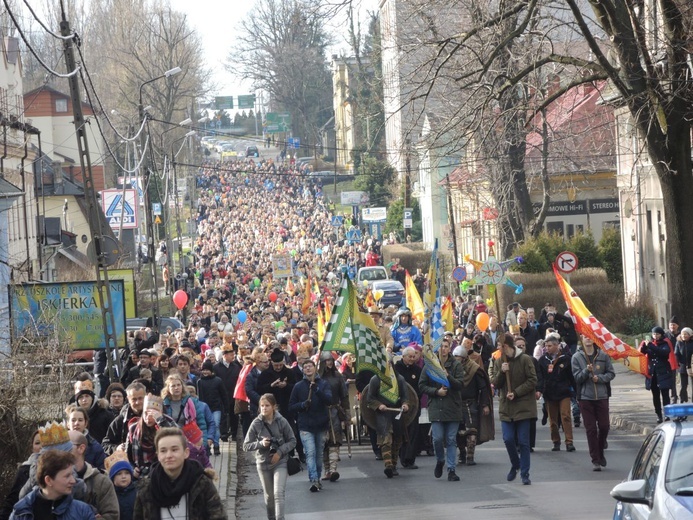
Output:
[{"xmin": 611, "ymin": 404, "xmax": 693, "ymax": 519}]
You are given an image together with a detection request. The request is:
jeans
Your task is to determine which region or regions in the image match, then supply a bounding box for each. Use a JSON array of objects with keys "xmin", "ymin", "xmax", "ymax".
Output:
[
  {"xmin": 257, "ymin": 463, "xmax": 288, "ymax": 520},
  {"xmin": 431, "ymin": 421, "xmax": 459, "ymax": 471},
  {"xmin": 501, "ymin": 419, "xmax": 531, "ymax": 478},
  {"xmin": 299, "ymin": 430, "xmax": 326, "ymax": 482},
  {"xmin": 211, "ymin": 410, "xmax": 221, "ymax": 446}
]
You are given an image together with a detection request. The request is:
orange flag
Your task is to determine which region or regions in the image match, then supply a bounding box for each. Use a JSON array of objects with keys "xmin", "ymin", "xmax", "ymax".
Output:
[
  {"xmin": 301, "ymin": 275, "xmax": 312, "ymax": 315},
  {"xmin": 364, "ymin": 289, "xmax": 375, "ymax": 309},
  {"xmin": 553, "ymin": 264, "xmax": 648, "ymax": 377},
  {"xmin": 285, "ymin": 278, "xmax": 295, "ymax": 295}
]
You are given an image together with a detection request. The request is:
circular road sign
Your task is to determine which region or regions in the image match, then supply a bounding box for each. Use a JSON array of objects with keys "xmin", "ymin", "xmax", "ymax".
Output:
[
  {"xmin": 452, "ymin": 266, "xmax": 467, "ymax": 282},
  {"xmin": 556, "ymin": 251, "xmax": 579, "ymax": 273}
]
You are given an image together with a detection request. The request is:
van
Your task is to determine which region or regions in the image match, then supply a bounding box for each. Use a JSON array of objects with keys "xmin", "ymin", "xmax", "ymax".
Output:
[
  {"xmin": 356, "ymin": 266, "xmax": 389, "ymax": 287},
  {"xmin": 126, "ymin": 316, "xmax": 185, "ymax": 333}
]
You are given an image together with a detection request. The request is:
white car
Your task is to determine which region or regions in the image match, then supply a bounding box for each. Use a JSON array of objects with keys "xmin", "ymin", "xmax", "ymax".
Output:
[{"xmin": 611, "ymin": 404, "xmax": 693, "ymax": 519}]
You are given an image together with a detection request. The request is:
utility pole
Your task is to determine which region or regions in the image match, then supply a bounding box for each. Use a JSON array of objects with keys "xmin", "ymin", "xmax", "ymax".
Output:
[{"xmin": 60, "ymin": 7, "xmax": 119, "ymax": 379}]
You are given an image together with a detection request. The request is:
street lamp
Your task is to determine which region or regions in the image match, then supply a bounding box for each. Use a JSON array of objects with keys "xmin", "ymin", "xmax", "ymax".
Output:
[{"xmin": 138, "ymin": 66, "xmax": 182, "ymax": 331}]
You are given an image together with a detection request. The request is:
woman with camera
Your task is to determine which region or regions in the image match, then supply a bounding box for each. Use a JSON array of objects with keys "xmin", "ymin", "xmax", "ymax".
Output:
[{"xmin": 244, "ymin": 393, "xmax": 297, "ymax": 520}]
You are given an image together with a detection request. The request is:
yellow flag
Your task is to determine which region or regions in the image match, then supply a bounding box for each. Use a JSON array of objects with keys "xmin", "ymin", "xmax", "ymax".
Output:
[
  {"xmin": 405, "ymin": 270, "xmax": 425, "ymax": 322},
  {"xmin": 441, "ymin": 296, "xmax": 454, "ymax": 332}
]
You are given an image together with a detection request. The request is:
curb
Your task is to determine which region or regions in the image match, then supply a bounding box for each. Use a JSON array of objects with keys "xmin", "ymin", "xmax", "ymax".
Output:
[
  {"xmin": 226, "ymin": 439, "xmax": 238, "ymax": 518},
  {"xmin": 610, "ymin": 412, "xmax": 654, "ymax": 436}
]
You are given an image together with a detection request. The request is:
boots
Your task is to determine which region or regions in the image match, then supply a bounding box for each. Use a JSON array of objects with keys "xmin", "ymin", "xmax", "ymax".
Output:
[
  {"xmin": 656, "ymin": 411, "xmax": 663, "ymax": 424},
  {"xmin": 466, "ymin": 435, "xmax": 477, "ymax": 466}
]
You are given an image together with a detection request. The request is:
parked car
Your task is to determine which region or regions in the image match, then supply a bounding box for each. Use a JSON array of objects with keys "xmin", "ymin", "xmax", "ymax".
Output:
[
  {"xmin": 371, "ymin": 279, "xmax": 405, "ymax": 308},
  {"xmin": 357, "ymin": 266, "xmax": 389, "ymax": 287},
  {"xmin": 246, "ymin": 145, "xmax": 260, "ymax": 157},
  {"xmin": 611, "ymin": 403, "xmax": 693, "ymax": 519},
  {"xmin": 126, "ymin": 316, "xmax": 184, "ymax": 333}
]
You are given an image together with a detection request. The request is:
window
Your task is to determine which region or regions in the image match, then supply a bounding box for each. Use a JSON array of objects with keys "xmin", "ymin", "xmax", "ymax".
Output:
[
  {"xmin": 55, "ymin": 98, "xmax": 67, "ymax": 112},
  {"xmin": 547, "ymin": 221, "xmax": 564, "ymax": 236}
]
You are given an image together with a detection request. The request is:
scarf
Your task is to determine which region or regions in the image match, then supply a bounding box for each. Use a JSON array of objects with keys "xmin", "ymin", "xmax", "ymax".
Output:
[{"xmin": 150, "ymin": 459, "xmax": 204, "ymax": 508}]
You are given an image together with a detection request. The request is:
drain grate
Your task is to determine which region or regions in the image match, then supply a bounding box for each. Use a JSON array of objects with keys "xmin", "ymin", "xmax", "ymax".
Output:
[{"xmin": 474, "ymin": 504, "xmax": 528, "ymax": 510}]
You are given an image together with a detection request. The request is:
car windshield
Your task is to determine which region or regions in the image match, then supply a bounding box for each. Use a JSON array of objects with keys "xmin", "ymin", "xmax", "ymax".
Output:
[
  {"xmin": 665, "ymin": 435, "xmax": 693, "ymax": 495},
  {"xmin": 363, "ymin": 270, "xmax": 386, "ymax": 281}
]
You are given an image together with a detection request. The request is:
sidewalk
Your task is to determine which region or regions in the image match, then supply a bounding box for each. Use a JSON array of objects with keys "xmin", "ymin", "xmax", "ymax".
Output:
[
  {"xmin": 210, "ymin": 437, "xmax": 238, "ymax": 518},
  {"xmin": 608, "ymin": 362, "xmax": 665, "ymax": 435}
]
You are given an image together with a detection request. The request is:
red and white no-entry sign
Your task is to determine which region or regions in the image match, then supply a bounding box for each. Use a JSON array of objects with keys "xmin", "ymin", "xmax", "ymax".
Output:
[{"xmin": 556, "ymin": 251, "xmax": 578, "ymax": 273}]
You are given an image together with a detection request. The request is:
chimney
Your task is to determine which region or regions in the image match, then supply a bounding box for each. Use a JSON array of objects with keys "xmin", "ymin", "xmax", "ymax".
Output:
[{"xmin": 52, "ymin": 161, "xmax": 63, "ymax": 188}]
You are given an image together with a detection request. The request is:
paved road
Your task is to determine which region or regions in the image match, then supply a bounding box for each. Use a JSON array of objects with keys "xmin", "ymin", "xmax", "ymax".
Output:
[{"xmin": 235, "ymin": 412, "xmax": 644, "ymax": 520}]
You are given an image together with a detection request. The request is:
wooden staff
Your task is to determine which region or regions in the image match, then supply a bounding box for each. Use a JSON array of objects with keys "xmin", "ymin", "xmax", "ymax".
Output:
[{"xmin": 493, "ymin": 286, "xmax": 512, "ymax": 394}]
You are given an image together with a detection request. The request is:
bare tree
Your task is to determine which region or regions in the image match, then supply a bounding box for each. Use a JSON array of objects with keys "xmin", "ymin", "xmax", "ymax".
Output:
[{"xmin": 231, "ymin": 0, "xmax": 334, "ymax": 145}]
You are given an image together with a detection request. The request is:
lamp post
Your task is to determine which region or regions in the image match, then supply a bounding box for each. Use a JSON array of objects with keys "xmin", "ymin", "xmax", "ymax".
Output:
[{"xmin": 138, "ymin": 66, "xmax": 181, "ymax": 330}]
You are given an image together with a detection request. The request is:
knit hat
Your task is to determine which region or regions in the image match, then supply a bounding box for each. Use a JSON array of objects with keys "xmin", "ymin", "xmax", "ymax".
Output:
[
  {"xmin": 652, "ymin": 326, "xmax": 666, "ymax": 335},
  {"xmin": 74, "ymin": 389, "xmax": 96, "ymax": 405},
  {"xmin": 108, "ymin": 460, "xmax": 134, "ymax": 481},
  {"xmin": 201, "ymin": 360, "xmax": 214, "ymax": 372},
  {"xmin": 669, "ymin": 316, "xmax": 680, "ymax": 325}
]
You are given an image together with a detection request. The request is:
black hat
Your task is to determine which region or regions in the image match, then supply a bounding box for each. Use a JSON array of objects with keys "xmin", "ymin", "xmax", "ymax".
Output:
[
  {"xmin": 669, "ymin": 316, "xmax": 680, "ymax": 326},
  {"xmin": 75, "ymin": 388, "xmax": 96, "ymax": 404},
  {"xmin": 201, "ymin": 360, "xmax": 214, "ymax": 372},
  {"xmin": 270, "ymin": 348, "xmax": 285, "ymax": 363},
  {"xmin": 652, "ymin": 326, "xmax": 666, "ymax": 335}
]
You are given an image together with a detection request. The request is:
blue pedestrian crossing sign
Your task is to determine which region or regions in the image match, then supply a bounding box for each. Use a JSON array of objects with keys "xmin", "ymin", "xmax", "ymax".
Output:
[
  {"xmin": 331, "ymin": 215, "xmax": 344, "ymax": 227},
  {"xmin": 102, "ymin": 189, "xmax": 138, "ymax": 229}
]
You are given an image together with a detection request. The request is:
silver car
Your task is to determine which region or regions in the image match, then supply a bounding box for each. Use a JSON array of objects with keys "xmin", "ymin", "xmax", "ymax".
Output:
[{"xmin": 611, "ymin": 404, "xmax": 693, "ymax": 519}]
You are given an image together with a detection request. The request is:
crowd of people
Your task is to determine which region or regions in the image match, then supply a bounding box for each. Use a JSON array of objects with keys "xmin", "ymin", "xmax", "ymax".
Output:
[{"xmin": 3, "ymin": 157, "xmax": 692, "ymax": 520}]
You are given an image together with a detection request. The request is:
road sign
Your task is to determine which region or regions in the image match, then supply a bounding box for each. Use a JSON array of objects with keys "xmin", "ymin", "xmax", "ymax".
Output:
[
  {"xmin": 152, "ymin": 203, "xmax": 162, "ymax": 216},
  {"xmin": 403, "ymin": 207, "xmax": 413, "ymax": 229},
  {"xmin": 154, "ymin": 215, "xmax": 162, "ymax": 225},
  {"xmin": 288, "ymin": 137, "xmax": 300, "ymax": 149},
  {"xmin": 237, "ymin": 94, "xmax": 256, "ymax": 109},
  {"xmin": 346, "ymin": 228, "xmax": 362, "ymax": 244},
  {"xmin": 452, "ymin": 266, "xmax": 467, "ymax": 282},
  {"xmin": 265, "ymin": 112, "xmax": 292, "ymax": 133},
  {"xmin": 556, "ymin": 251, "xmax": 578, "ymax": 273},
  {"xmin": 215, "ymin": 96, "xmax": 234, "ymax": 109},
  {"xmin": 331, "ymin": 215, "xmax": 344, "ymax": 227},
  {"xmin": 102, "ymin": 189, "xmax": 138, "ymax": 229}
]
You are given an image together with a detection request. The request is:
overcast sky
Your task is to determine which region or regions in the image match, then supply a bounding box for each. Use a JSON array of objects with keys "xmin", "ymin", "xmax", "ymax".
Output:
[{"xmin": 169, "ymin": 0, "xmax": 379, "ymax": 98}]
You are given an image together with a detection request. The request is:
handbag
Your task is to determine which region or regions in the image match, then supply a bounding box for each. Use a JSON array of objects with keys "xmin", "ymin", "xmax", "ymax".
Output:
[{"xmin": 287, "ymin": 456, "xmax": 302, "ymax": 476}]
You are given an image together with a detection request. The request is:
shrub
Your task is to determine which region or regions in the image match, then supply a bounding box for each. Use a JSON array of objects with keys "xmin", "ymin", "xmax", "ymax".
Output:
[
  {"xmin": 567, "ymin": 231, "xmax": 602, "ymax": 268},
  {"xmin": 598, "ymin": 227, "xmax": 623, "ymax": 285}
]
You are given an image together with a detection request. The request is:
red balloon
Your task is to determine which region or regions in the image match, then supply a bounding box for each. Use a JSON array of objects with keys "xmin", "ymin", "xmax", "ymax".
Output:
[
  {"xmin": 269, "ymin": 291, "xmax": 278, "ymax": 302},
  {"xmin": 172, "ymin": 290, "xmax": 188, "ymax": 310}
]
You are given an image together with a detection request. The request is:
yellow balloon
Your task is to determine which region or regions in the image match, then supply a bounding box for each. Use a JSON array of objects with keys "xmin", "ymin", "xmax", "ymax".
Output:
[
  {"xmin": 363, "ymin": 280, "xmax": 369, "ymax": 287},
  {"xmin": 373, "ymin": 290, "xmax": 384, "ymax": 301}
]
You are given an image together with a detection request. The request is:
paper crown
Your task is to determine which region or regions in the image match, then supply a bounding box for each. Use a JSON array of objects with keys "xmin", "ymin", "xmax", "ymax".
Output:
[
  {"xmin": 38, "ymin": 421, "xmax": 70, "ymax": 447},
  {"xmin": 104, "ymin": 450, "xmax": 129, "ymax": 472},
  {"xmin": 144, "ymin": 394, "xmax": 163, "ymax": 412}
]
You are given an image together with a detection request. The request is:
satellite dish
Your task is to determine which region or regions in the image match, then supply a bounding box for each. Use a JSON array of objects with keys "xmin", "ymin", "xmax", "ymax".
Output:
[{"xmin": 87, "ymin": 236, "xmax": 122, "ymax": 267}]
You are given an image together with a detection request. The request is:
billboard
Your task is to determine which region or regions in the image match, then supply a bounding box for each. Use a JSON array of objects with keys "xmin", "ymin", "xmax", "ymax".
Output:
[
  {"xmin": 340, "ymin": 191, "xmax": 369, "ymax": 205},
  {"xmin": 102, "ymin": 189, "xmax": 139, "ymax": 229},
  {"xmin": 362, "ymin": 207, "xmax": 387, "ymax": 222},
  {"xmin": 102, "ymin": 269, "xmax": 137, "ymax": 319},
  {"xmin": 10, "ymin": 281, "xmax": 127, "ymax": 350},
  {"xmin": 272, "ymin": 254, "xmax": 293, "ymax": 278}
]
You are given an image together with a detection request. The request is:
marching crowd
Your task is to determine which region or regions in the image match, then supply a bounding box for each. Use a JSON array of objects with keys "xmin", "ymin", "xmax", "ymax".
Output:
[{"xmin": 3, "ymin": 157, "xmax": 693, "ymax": 520}]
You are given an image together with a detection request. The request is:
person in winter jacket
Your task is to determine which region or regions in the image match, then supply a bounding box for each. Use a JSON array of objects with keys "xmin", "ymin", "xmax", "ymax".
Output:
[
  {"xmin": 65, "ymin": 406, "xmax": 107, "ymax": 470},
  {"xmin": 640, "ymin": 326, "xmax": 674, "ymax": 422},
  {"xmin": 419, "ymin": 340, "xmax": 464, "ymax": 482},
  {"xmin": 101, "ymin": 383, "xmax": 147, "ymax": 455},
  {"xmin": 68, "ymin": 431, "xmax": 119, "ymax": 520},
  {"xmin": 0, "ymin": 431, "xmax": 41, "ymax": 520},
  {"xmin": 318, "ymin": 352, "xmax": 350, "ymax": 482},
  {"xmin": 133, "ymin": 428, "xmax": 225, "ymax": 520},
  {"xmin": 537, "ymin": 335, "xmax": 577, "ymax": 452},
  {"xmin": 197, "ymin": 360, "xmax": 228, "ymax": 455},
  {"xmin": 571, "ymin": 335, "xmax": 615, "ymax": 471},
  {"xmin": 109, "ymin": 460, "xmax": 136, "ymax": 520},
  {"xmin": 10, "ymin": 450, "xmax": 95, "ymax": 520},
  {"xmin": 126, "ymin": 395, "xmax": 177, "ymax": 476},
  {"xmin": 244, "ymin": 393, "xmax": 297, "ymax": 520},
  {"xmin": 161, "ymin": 374, "xmax": 208, "ymax": 445},
  {"xmin": 675, "ymin": 327, "xmax": 693, "ymax": 403},
  {"xmin": 491, "ymin": 333, "xmax": 537, "ymax": 486},
  {"xmin": 74, "ymin": 389, "xmax": 115, "ymax": 445},
  {"xmin": 288, "ymin": 359, "xmax": 332, "ymax": 492}
]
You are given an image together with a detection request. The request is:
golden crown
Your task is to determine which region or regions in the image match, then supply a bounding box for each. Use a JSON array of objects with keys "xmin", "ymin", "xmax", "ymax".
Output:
[
  {"xmin": 38, "ymin": 421, "xmax": 70, "ymax": 447},
  {"xmin": 144, "ymin": 394, "xmax": 163, "ymax": 412}
]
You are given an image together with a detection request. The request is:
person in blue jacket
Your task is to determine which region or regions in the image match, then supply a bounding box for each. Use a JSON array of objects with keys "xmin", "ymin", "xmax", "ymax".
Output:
[
  {"xmin": 390, "ymin": 308, "xmax": 423, "ymax": 353},
  {"xmin": 10, "ymin": 450, "xmax": 95, "ymax": 520},
  {"xmin": 289, "ymin": 359, "xmax": 332, "ymax": 492},
  {"xmin": 162, "ymin": 374, "xmax": 209, "ymax": 444},
  {"xmin": 109, "ymin": 460, "xmax": 136, "ymax": 520}
]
